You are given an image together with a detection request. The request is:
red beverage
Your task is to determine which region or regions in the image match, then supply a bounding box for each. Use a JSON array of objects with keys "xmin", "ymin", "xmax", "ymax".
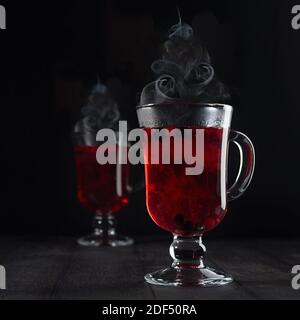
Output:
[
  {"xmin": 144, "ymin": 127, "xmax": 228, "ymax": 236},
  {"xmin": 74, "ymin": 145, "xmax": 129, "ymax": 214}
]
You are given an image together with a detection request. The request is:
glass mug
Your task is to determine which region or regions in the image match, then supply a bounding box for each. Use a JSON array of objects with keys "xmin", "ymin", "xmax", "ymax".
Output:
[
  {"xmin": 73, "ymin": 131, "xmax": 134, "ymax": 247},
  {"xmin": 136, "ymin": 102, "xmax": 255, "ymax": 286}
]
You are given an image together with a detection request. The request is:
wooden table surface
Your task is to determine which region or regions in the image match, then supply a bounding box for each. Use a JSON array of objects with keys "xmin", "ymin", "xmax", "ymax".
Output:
[{"xmin": 0, "ymin": 236, "xmax": 299, "ymax": 300}]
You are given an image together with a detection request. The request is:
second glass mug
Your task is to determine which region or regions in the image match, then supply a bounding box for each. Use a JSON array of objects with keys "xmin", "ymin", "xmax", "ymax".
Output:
[
  {"xmin": 73, "ymin": 131, "xmax": 134, "ymax": 247},
  {"xmin": 136, "ymin": 102, "xmax": 255, "ymax": 287}
]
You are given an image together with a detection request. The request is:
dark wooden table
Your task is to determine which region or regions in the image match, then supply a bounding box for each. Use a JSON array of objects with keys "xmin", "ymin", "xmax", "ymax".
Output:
[{"xmin": 0, "ymin": 236, "xmax": 299, "ymax": 300}]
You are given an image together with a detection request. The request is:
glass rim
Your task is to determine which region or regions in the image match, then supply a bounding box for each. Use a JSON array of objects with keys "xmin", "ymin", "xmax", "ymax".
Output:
[{"xmin": 136, "ymin": 102, "xmax": 233, "ymax": 112}]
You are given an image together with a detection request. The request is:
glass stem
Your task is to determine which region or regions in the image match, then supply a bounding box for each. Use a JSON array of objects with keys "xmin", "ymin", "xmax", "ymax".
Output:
[
  {"xmin": 170, "ymin": 235, "xmax": 206, "ymax": 269},
  {"xmin": 93, "ymin": 213, "xmax": 116, "ymax": 241}
]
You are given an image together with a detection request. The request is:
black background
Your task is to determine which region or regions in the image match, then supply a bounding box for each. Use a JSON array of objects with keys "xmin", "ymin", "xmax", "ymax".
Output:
[{"xmin": 0, "ymin": 0, "xmax": 299, "ymax": 238}]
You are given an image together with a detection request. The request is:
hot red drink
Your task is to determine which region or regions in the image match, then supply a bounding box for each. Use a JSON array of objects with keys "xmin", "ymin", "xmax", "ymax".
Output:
[
  {"xmin": 74, "ymin": 145, "xmax": 129, "ymax": 214},
  {"xmin": 144, "ymin": 127, "xmax": 228, "ymax": 236}
]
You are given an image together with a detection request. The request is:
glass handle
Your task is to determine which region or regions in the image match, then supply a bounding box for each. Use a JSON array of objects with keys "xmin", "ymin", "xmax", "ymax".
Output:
[{"xmin": 227, "ymin": 130, "xmax": 255, "ymax": 201}]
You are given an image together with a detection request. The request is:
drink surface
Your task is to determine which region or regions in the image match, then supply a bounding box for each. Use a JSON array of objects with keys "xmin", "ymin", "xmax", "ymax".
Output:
[
  {"xmin": 74, "ymin": 145, "xmax": 129, "ymax": 214},
  {"xmin": 144, "ymin": 127, "xmax": 228, "ymax": 236}
]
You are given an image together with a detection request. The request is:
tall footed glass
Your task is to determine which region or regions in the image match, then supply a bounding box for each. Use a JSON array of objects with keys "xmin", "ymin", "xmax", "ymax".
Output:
[
  {"xmin": 137, "ymin": 103, "xmax": 255, "ymax": 286},
  {"xmin": 73, "ymin": 131, "xmax": 133, "ymax": 247}
]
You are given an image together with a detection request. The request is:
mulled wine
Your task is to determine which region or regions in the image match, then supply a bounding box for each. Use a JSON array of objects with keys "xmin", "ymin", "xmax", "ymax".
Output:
[
  {"xmin": 144, "ymin": 127, "xmax": 228, "ymax": 236},
  {"xmin": 74, "ymin": 145, "xmax": 129, "ymax": 214}
]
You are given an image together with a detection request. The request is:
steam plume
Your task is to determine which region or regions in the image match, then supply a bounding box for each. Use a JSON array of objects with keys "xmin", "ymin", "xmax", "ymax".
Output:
[
  {"xmin": 140, "ymin": 13, "xmax": 230, "ymax": 105},
  {"xmin": 74, "ymin": 79, "xmax": 120, "ymax": 132}
]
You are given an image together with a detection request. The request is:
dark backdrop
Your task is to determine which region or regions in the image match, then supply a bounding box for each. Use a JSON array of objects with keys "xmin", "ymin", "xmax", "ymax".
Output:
[{"xmin": 0, "ymin": 0, "xmax": 299, "ymax": 238}]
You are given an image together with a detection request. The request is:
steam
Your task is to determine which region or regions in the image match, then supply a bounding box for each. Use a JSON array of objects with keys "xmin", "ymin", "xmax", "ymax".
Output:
[
  {"xmin": 74, "ymin": 80, "xmax": 120, "ymax": 133},
  {"xmin": 140, "ymin": 14, "xmax": 230, "ymax": 105}
]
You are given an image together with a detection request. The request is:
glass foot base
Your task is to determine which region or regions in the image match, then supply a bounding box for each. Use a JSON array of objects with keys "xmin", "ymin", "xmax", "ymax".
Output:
[
  {"xmin": 77, "ymin": 233, "xmax": 134, "ymax": 247},
  {"xmin": 145, "ymin": 266, "xmax": 233, "ymax": 287}
]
